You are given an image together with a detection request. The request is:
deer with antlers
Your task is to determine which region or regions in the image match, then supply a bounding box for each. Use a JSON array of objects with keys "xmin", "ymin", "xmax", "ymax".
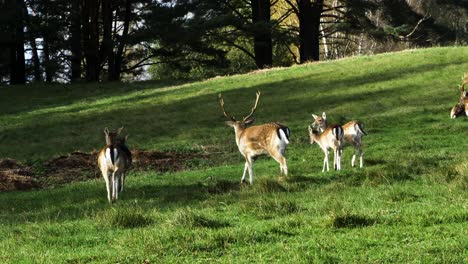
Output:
[
  {"xmin": 97, "ymin": 127, "xmax": 132, "ymax": 203},
  {"xmin": 219, "ymin": 91, "xmax": 290, "ymax": 185},
  {"xmin": 451, "ymin": 73, "xmax": 468, "ymax": 119},
  {"xmin": 311, "ymin": 112, "xmax": 367, "ymax": 168}
]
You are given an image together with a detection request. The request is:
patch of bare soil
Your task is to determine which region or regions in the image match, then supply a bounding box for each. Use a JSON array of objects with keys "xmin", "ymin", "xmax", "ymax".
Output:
[
  {"xmin": 0, "ymin": 150, "xmax": 207, "ymax": 192},
  {"xmin": 0, "ymin": 159, "xmax": 38, "ymax": 191}
]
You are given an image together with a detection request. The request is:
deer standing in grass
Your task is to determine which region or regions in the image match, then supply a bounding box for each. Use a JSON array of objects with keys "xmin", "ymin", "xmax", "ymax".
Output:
[
  {"xmin": 451, "ymin": 73, "xmax": 468, "ymax": 119},
  {"xmin": 98, "ymin": 127, "xmax": 132, "ymax": 203},
  {"xmin": 308, "ymin": 114, "xmax": 344, "ymax": 172},
  {"xmin": 312, "ymin": 112, "xmax": 367, "ymax": 168},
  {"xmin": 219, "ymin": 91, "xmax": 290, "ymax": 185}
]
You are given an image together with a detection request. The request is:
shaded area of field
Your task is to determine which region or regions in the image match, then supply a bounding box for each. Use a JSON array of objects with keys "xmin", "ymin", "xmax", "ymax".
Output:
[{"xmin": 0, "ymin": 150, "xmax": 207, "ymax": 191}]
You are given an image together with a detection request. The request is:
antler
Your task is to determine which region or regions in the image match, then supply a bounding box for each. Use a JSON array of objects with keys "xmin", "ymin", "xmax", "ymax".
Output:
[
  {"xmin": 242, "ymin": 91, "xmax": 261, "ymax": 121},
  {"xmin": 218, "ymin": 93, "xmax": 236, "ymax": 121}
]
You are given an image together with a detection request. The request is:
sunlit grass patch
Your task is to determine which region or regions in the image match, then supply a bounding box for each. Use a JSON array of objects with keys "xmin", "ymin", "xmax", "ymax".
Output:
[{"xmin": 240, "ymin": 197, "xmax": 301, "ymax": 219}]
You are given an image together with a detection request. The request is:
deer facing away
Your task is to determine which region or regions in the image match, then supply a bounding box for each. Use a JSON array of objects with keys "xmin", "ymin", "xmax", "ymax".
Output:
[
  {"xmin": 312, "ymin": 112, "xmax": 367, "ymax": 168},
  {"xmin": 97, "ymin": 127, "xmax": 132, "ymax": 203},
  {"xmin": 219, "ymin": 91, "xmax": 290, "ymax": 185}
]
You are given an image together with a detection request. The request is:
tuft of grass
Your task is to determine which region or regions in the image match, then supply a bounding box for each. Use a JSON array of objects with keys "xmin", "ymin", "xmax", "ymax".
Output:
[
  {"xmin": 249, "ymin": 178, "xmax": 288, "ymax": 193},
  {"xmin": 241, "ymin": 198, "xmax": 301, "ymax": 219},
  {"xmin": 96, "ymin": 207, "xmax": 153, "ymax": 229},
  {"xmin": 207, "ymin": 179, "xmax": 240, "ymax": 194},
  {"xmin": 329, "ymin": 212, "xmax": 377, "ymax": 229},
  {"xmin": 168, "ymin": 208, "xmax": 230, "ymax": 229}
]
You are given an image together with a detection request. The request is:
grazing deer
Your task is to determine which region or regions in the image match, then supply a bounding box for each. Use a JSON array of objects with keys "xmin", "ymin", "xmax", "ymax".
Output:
[
  {"xmin": 308, "ymin": 124, "xmax": 343, "ymax": 172},
  {"xmin": 451, "ymin": 73, "xmax": 468, "ymax": 119},
  {"xmin": 312, "ymin": 112, "xmax": 367, "ymax": 168},
  {"xmin": 219, "ymin": 91, "xmax": 290, "ymax": 185},
  {"xmin": 97, "ymin": 127, "xmax": 132, "ymax": 203}
]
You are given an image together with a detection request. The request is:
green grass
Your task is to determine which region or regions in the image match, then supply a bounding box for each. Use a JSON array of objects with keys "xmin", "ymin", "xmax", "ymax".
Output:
[{"xmin": 0, "ymin": 47, "xmax": 467, "ymax": 263}]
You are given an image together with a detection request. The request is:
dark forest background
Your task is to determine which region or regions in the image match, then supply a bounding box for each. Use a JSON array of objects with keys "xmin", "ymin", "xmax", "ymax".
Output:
[{"xmin": 0, "ymin": 0, "xmax": 467, "ymax": 84}]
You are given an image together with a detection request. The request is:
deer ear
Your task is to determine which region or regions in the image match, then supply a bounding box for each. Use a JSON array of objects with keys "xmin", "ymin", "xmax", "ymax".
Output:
[
  {"xmin": 322, "ymin": 112, "xmax": 326, "ymax": 119},
  {"xmin": 244, "ymin": 118, "xmax": 255, "ymax": 125},
  {"xmin": 117, "ymin": 126, "xmax": 124, "ymax": 135},
  {"xmin": 125, "ymin": 135, "xmax": 129, "ymax": 141},
  {"xmin": 312, "ymin": 114, "xmax": 318, "ymax": 120},
  {"xmin": 104, "ymin": 127, "xmax": 109, "ymax": 135}
]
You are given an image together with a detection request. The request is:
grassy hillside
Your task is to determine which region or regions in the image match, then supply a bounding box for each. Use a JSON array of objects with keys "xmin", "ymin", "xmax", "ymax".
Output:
[{"xmin": 0, "ymin": 47, "xmax": 467, "ymax": 263}]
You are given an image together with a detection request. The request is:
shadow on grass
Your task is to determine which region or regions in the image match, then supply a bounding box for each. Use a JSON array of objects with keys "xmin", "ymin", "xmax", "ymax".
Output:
[{"xmin": 1, "ymin": 58, "xmax": 465, "ymax": 161}]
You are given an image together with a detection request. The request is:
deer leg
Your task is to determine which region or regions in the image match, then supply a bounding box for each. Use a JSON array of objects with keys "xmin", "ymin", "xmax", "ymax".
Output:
[
  {"xmin": 120, "ymin": 172, "xmax": 125, "ymax": 192},
  {"xmin": 351, "ymin": 144, "xmax": 357, "ymax": 167},
  {"xmin": 333, "ymin": 148, "xmax": 338, "ymax": 171},
  {"xmin": 247, "ymin": 156, "xmax": 254, "ymax": 185},
  {"xmin": 270, "ymin": 151, "xmax": 288, "ymax": 176},
  {"xmin": 322, "ymin": 150, "xmax": 329, "ymax": 172},
  {"xmin": 336, "ymin": 147, "xmax": 343, "ymax": 170},
  {"xmin": 241, "ymin": 161, "xmax": 248, "ymax": 183},
  {"xmin": 281, "ymin": 156, "xmax": 288, "ymax": 176},
  {"xmin": 359, "ymin": 144, "xmax": 364, "ymax": 168},
  {"xmin": 112, "ymin": 171, "xmax": 119, "ymax": 202},
  {"xmin": 102, "ymin": 169, "xmax": 112, "ymax": 203}
]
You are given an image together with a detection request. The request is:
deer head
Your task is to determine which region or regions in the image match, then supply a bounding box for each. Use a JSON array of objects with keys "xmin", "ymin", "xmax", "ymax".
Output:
[
  {"xmin": 311, "ymin": 112, "xmax": 327, "ymax": 132},
  {"xmin": 104, "ymin": 127, "xmax": 124, "ymax": 146}
]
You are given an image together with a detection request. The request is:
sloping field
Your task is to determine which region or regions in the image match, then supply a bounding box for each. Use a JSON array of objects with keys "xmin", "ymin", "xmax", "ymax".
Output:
[{"xmin": 0, "ymin": 47, "xmax": 467, "ymax": 263}]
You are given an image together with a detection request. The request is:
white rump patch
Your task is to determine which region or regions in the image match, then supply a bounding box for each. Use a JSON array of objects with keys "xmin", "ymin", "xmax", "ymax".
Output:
[
  {"xmin": 105, "ymin": 148, "xmax": 112, "ymax": 165},
  {"xmin": 279, "ymin": 129, "xmax": 290, "ymax": 144}
]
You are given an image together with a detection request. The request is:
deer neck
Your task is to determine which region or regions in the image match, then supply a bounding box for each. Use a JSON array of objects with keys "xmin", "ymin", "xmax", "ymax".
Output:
[
  {"xmin": 319, "ymin": 122, "xmax": 327, "ymax": 133},
  {"xmin": 233, "ymin": 126, "xmax": 246, "ymax": 147}
]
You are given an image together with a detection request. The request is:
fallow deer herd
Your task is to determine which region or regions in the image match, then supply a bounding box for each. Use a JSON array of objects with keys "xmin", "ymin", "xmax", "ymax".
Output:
[{"xmin": 97, "ymin": 73, "xmax": 466, "ymax": 202}]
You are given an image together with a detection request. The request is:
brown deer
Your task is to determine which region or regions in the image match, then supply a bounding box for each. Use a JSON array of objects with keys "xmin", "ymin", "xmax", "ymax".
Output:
[
  {"xmin": 97, "ymin": 127, "xmax": 132, "ymax": 203},
  {"xmin": 308, "ymin": 116, "xmax": 344, "ymax": 172},
  {"xmin": 312, "ymin": 112, "xmax": 367, "ymax": 168},
  {"xmin": 219, "ymin": 91, "xmax": 290, "ymax": 185},
  {"xmin": 451, "ymin": 73, "xmax": 468, "ymax": 119}
]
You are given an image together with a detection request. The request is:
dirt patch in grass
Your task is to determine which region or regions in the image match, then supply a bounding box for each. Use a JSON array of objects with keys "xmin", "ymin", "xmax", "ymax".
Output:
[
  {"xmin": 0, "ymin": 150, "xmax": 207, "ymax": 192},
  {"xmin": 0, "ymin": 159, "xmax": 38, "ymax": 191}
]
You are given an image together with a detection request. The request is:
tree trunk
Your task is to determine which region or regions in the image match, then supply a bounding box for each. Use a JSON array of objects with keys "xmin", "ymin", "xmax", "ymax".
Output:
[
  {"xmin": 10, "ymin": 0, "xmax": 26, "ymax": 84},
  {"xmin": 114, "ymin": 0, "xmax": 131, "ymax": 81},
  {"xmin": 83, "ymin": 0, "xmax": 100, "ymax": 81},
  {"xmin": 21, "ymin": 0, "xmax": 41, "ymax": 82},
  {"xmin": 251, "ymin": 0, "xmax": 272, "ymax": 69},
  {"xmin": 297, "ymin": 0, "xmax": 323, "ymax": 63},
  {"xmin": 101, "ymin": 0, "xmax": 115, "ymax": 81},
  {"xmin": 70, "ymin": 0, "xmax": 82, "ymax": 82},
  {"xmin": 43, "ymin": 36, "xmax": 52, "ymax": 82}
]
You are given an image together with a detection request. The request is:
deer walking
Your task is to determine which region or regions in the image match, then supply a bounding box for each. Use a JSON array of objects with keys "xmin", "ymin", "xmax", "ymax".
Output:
[
  {"xmin": 308, "ymin": 116, "xmax": 344, "ymax": 172},
  {"xmin": 219, "ymin": 91, "xmax": 290, "ymax": 185},
  {"xmin": 312, "ymin": 112, "xmax": 367, "ymax": 168},
  {"xmin": 98, "ymin": 127, "xmax": 132, "ymax": 203}
]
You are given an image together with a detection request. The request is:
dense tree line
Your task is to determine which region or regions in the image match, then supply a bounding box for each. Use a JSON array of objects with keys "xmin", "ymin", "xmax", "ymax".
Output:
[{"xmin": 0, "ymin": 0, "xmax": 466, "ymax": 84}]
